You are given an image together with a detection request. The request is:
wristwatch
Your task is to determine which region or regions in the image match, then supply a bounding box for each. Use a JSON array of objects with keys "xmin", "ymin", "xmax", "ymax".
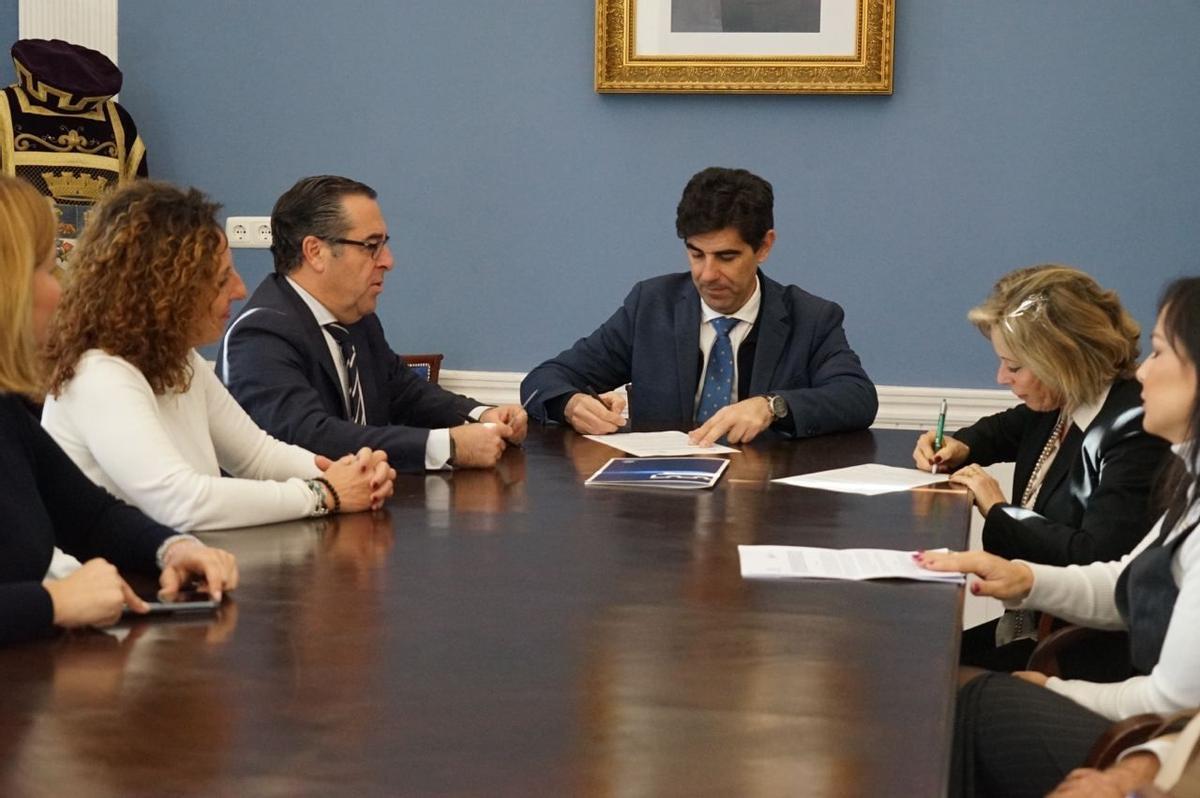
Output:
[{"xmin": 764, "ymin": 394, "xmax": 789, "ymax": 420}]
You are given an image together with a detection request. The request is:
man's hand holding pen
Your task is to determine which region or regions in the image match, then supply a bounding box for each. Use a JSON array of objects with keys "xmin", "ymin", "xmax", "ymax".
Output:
[{"xmin": 564, "ymin": 390, "xmax": 627, "ymax": 435}]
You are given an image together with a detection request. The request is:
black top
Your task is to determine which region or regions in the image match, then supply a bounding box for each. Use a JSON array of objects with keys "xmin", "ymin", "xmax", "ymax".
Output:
[
  {"xmin": 0, "ymin": 393, "xmax": 174, "ymax": 645},
  {"xmin": 954, "ymin": 378, "xmax": 1172, "ymax": 565}
]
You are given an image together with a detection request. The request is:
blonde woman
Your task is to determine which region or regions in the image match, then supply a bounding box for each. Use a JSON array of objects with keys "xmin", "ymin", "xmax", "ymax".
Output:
[
  {"xmin": 913, "ymin": 265, "xmax": 1171, "ymax": 669},
  {"xmin": 920, "ymin": 276, "xmax": 1200, "ymax": 798},
  {"xmin": 41, "ymin": 181, "xmax": 394, "ymax": 534},
  {"xmin": 0, "ymin": 175, "xmax": 237, "ymax": 645}
]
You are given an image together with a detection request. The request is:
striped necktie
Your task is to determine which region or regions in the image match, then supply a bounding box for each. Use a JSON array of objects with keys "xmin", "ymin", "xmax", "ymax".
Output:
[
  {"xmin": 324, "ymin": 323, "xmax": 367, "ymax": 425},
  {"xmin": 695, "ymin": 316, "xmax": 739, "ymax": 424}
]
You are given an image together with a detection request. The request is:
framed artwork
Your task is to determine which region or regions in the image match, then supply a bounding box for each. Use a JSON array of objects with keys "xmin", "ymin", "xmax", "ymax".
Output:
[{"xmin": 595, "ymin": 0, "xmax": 894, "ymax": 94}]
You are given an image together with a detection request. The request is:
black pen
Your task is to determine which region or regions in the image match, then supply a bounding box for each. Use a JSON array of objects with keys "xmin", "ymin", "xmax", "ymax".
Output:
[{"xmin": 586, "ymin": 385, "xmax": 628, "ymax": 429}]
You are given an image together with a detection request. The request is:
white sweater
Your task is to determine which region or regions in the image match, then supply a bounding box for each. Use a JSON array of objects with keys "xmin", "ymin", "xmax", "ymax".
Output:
[
  {"xmin": 1012, "ymin": 453, "xmax": 1200, "ymax": 721},
  {"xmin": 42, "ymin": 349, "xmax": 322, "ymax": 531}
]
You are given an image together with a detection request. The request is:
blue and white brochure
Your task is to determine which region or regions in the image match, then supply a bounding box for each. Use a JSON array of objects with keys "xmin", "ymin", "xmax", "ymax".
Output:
[{"xmin": 585, "ymin": 457, "xmax": 729, "ymax": 490}]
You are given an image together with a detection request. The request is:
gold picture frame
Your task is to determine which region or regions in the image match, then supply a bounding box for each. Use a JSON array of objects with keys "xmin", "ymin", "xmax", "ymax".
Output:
[{"xmin": 596, "ymin": 0, "xmax": 894, "ymax": 94}]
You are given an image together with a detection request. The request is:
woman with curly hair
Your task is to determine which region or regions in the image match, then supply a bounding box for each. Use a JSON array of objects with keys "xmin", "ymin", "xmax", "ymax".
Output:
[
  {"xmin": 41, "ymin": 181, "xmax": 394, "ymax": 535},
  {"xmin": 0, "ymin": 174, "xmax": 238, "ymax": 645},
  {"xmin": 913, "ymin": 265, "xmax": 1171, "ymax": 669}
]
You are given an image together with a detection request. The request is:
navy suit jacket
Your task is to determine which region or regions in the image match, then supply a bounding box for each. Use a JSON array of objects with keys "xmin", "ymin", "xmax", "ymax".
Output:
[
  {"xmin": 217, "ymin": 274, "xmax": 478, "ymax": 473},
  {"xmin": 955, "ymin": 377, "xmax": 1172, "ymax": 566},
  {"xmin": 519, "ymin": 271, "xmax": 877, "ymax": 437}
]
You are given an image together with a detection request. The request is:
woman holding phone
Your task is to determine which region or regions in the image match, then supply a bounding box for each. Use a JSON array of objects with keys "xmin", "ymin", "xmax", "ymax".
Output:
[{"xmin": 0, "ymin": 175, "xmax": 238, "ymax": 645}]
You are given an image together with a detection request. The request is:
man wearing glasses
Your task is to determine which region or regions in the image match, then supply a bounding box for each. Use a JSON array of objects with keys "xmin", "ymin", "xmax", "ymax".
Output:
[{"xmin": 218, "ymin": 175, "xmax": 525, "ymax": 473}]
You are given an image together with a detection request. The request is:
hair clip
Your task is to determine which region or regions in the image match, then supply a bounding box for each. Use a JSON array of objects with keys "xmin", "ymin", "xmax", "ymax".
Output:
[{"xmin": 1003, "ymin": 293, "xmax": 1048, "ymax": 331}]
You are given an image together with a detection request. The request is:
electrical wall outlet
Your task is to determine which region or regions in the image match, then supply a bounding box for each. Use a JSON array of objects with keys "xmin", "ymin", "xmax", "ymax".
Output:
[{"xmin": 226, "ymin": 216, "xmax": 272, "ymax": 248}]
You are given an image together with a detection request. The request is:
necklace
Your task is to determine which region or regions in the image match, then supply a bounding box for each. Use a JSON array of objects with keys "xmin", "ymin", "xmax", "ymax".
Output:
[{"xmin": 1020, "ymin": 411, "xmax": 1067, "ymax": 508}]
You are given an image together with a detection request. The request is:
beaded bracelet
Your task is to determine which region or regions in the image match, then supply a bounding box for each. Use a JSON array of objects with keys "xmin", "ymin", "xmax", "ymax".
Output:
[{"xmin": 314, "ymin": 476, "xmax": 341, "ymax": 514}]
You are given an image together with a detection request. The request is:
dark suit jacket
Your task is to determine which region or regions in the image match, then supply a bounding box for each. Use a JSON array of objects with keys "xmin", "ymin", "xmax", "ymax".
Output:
[
  {"xmin": 519, "ymin": 271, "xmax": 877, "ymax": 437},
  {"xmin": 217, "ymin": 274, "xmax": 479, "ymax": 473},
  {"xmin": 955, "ymin": 378, "xmax": 1172, "ymax": 566},
  {"xmin": 1, "ymin": 394, "xmax": 171, "ymax": 645}
]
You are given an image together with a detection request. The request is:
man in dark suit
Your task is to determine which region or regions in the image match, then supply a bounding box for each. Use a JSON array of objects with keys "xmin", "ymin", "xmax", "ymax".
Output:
[
  {"xmin": 218, "ymin": 175, "xmax": 527, "ymax": 473},
  {"xmin": 520, "ymin": 167, "xmax": 877, "ymax": 444}
]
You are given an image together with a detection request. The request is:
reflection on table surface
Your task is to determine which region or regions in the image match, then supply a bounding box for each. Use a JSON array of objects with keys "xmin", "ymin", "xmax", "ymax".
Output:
[{"xmin": 0, "ymin": 427, "xmax": 970, "ymax": 797}]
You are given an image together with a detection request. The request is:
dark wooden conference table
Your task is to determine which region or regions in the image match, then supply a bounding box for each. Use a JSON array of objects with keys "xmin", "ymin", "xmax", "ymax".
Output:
[{"xmin": 0, "ymin": 427, "xmax": 971, "ymax": 797}]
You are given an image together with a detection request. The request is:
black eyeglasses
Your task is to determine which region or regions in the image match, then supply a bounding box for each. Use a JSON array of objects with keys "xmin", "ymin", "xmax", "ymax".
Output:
[{"xmin": 326, "ymin": 235, "xmax": 390, "ymax": 259}]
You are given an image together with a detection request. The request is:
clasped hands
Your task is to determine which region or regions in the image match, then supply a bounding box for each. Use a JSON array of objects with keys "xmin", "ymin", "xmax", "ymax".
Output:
[
  {"xmin": 913, "ymin": 429, "xmax": 1007, "ymax": 514},
  {"xmin": 314, "ymin": 446, "xmax": 397, "ymax": 511},
  {"xmin": 564, "ymin": 391, "xmax": 774, "ymax": 445}
]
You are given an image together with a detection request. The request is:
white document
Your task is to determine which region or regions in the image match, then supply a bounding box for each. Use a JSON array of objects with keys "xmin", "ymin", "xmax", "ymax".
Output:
[
  {"xmin": 738, "ymin": 546, "xmax": 965, "ymax": 583},
  {"xmin": 584, "ymin": 431, "xmax": 738, "ymax": 457},
  {"xmin": 773, "ymin": 463, "xmax": 947, "ymax": 495}
]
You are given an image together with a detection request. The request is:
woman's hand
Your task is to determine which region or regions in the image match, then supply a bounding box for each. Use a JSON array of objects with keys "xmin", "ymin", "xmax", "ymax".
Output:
[
  {"xmin": 42, "ymin": 558, "xmax": 147, "ymax": 628},
  {"xmin": 1047, "ymin": 752, "xmax": 1162, "ymax": 797},
  {"xmin": 160, "ymin": 541, "xmax": 239, "ymax": 601},
  {"xmin": 1011, "ymin": 670, "xmax": 1049, "ymax": 687},
  {"xmin": 319, "ymin": 448, "xmax": 396, "ymax": 512},
  {"xmin": 949, "ymin": 464, "xmax": 1008, "ymax": 514},
  {"xmin": 914, "ymin": 549, "xmax": 1035, "ymax": 601},
  {"xmin": 912, "ymin": 430, "xmax": 970, "ymax": 472}
]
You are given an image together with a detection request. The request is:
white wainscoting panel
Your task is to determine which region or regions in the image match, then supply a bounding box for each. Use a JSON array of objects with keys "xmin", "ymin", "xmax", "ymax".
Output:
[{"xmin": 18, "ymin": 0, "xmax": 118, "ymax": 64}]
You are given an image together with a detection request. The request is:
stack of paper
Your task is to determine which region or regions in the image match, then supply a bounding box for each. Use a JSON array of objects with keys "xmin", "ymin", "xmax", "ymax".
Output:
[
  {"xmin": 738, "ymin": 545, "xmax": 964, "ymax": 583},
  {"xmin": 772, "ymin": 463, "xmax": 947, "ymax": 495}
]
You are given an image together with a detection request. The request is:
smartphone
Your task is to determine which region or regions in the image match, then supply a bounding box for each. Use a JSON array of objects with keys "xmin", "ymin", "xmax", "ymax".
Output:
[{"xmin": 126, "ymin": 589, "xmax": 221, "ymax": 616}]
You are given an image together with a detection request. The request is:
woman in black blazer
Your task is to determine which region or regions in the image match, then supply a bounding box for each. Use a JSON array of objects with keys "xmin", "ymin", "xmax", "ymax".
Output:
[
  {"xmin": 913, "ymin": 265, "xmax": 1172, "ymax": 667},
  {"xmin": 0, "ymin": 175, "xmax": 238, "ymax": 646}
]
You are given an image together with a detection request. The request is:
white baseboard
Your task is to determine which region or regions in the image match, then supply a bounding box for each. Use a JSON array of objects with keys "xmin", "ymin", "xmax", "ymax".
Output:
[{"xmin": 440, "ymin": 369, "xmax": 1018, "ymax": 431}]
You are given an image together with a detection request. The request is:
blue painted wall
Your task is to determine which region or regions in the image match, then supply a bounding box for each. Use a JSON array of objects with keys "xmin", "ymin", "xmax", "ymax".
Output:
[
  {"xmin": 0, "ymin": 0, "xmax": 16, "ymax": 85},
  {"xmin": 118, "ymin": 1, "xmax": 1200, "ymax": 387}
]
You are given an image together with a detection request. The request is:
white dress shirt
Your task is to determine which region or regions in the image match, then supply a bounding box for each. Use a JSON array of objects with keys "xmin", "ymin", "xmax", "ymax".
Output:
[{"xmin": 285, "ymin": 277, "xmax": 482, "ymax": 469}]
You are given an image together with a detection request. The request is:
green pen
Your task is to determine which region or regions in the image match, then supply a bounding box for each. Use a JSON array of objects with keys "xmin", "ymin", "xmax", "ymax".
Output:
[{"xmin": 932, "ymin": 398, "xmax": 948, "ymax": 474}]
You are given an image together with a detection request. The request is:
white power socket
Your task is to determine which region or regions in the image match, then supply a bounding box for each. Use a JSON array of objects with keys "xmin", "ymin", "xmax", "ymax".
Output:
[{"xmin": 226, "ymin": 216, "xmax": 272, "ymax": 249}]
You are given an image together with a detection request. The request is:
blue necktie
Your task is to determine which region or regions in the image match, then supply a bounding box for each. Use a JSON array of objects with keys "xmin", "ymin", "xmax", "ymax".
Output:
[
  {"xmin": 695, "ymin": 316, "xmax": 739, "ymax": 424},
  {"xmin": 324, "ymin": 323, "xmax": 367, "ymax": 425}
]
